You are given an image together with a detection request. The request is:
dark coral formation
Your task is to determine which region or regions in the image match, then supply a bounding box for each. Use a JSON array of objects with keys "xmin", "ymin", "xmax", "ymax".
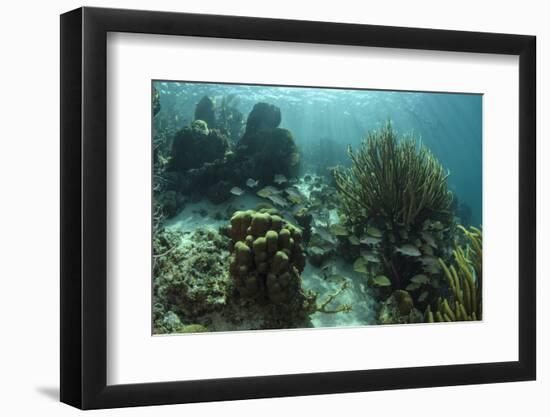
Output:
[
  {"xmin": 163, "ymin": 100, "xmax": 300, "ymax": 208},
  {"xmin": 243, "ymin": 102, "xmax": 281, "ymax": 135},
  {"xmin": 235, "ymin": 103, "xmax": 300, "ymax": 183},
  {"xmin": 236, "ymin": 127, "xmax": 300, "ymax": 183},
  {"xmin": 170, "ymin": 120, "xmax": 229, "ymax": 172}
]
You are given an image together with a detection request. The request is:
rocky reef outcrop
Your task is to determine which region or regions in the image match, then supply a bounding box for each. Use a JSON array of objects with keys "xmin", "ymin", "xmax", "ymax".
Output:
[
  {"xmin": 235, "ymin": 102, "xmax": 300, "ymax": 183},
  {"xmin": 243, "ymin": 102, "xmax": 281, "ymax": 135},
  {"xmin": 163, "ymin": 100, "xmax": 301, "ymax": 210},
  {"xmin": 170, "ymin": 120, "xmax": 229, "ymax": 173}
]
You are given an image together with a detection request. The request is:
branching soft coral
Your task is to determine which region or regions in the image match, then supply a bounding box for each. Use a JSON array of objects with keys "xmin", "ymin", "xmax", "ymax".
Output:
[
  {"xmin": 333, "ymin": 121, "xmax": 453, "ymax": 229},
  {"xmin": 425, "ymin": 226, "xmax": 482, "ymax": 322}
]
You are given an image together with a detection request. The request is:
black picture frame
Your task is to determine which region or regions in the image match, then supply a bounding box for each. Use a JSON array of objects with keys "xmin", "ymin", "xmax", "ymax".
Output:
[{"xmin": 60, "ymin": 6, "xmax": 536, "ymax": 410}]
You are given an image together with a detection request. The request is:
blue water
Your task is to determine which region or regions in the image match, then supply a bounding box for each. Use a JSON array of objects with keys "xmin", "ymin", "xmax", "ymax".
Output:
[{"xmin": 155, "ymin": 81, "xmax": 482, "ymax": 226}]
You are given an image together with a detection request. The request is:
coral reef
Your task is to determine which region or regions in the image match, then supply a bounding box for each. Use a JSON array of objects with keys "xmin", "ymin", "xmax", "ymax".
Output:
[
  {"xmin": 164, "ymin": 101, "xmax": 299, "ymax": 203},
  {"xmin": 152, "ymin": 207, "xmax": 353, "ymax": 332},
  {"xmin": 425, "ymin": 226, "xmax": 482, "ymax": 322},
  {"xmin": 151, "ymin": 81, "xmax": 482, "ymax": 331}
]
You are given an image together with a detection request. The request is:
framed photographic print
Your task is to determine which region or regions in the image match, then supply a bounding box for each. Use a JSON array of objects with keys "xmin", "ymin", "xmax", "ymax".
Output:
[{"xmin": 60, "ymin": 6, "xmax": 536, "ymax": 409}]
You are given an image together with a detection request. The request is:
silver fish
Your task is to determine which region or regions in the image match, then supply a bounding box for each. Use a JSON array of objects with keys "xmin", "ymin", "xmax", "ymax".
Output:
[
  {"xmin": 432, "ymin": 221, "xmax": 444, "ymax": 230},
  {"xmin": 360, "ymin": 249, "xmax": 380, "ymax": 263},
  {"xmin": 315, "ymin": 228, "xmax": 337, "ymax": 245},
  {"xmin": 267, "ymin": 194, "xmax": 289, "ymax": 207},
  {"xmin": 418, "ymin": 291, "xmax": 429, "ymax": 302},
  {"xmin": 411, "ymin": 274, "xmax": 429, "ymax": 284},
  {"xmin": 329, "ymin": 224, "xmax": 348, "ymax": 236},
  {"xmin": 246, "ymin": 178, "xmax": 259, "ymax": 188},
  {"xmin": 348, "ymin": 235, "xmax": 361, "ymax": 245},
  {"xmin": 360, "ymin": 236, "xmax": 382, "ymax": 246},
  {"xmin": 395, "ymin": 244, "xmax": 421, "ymax": 257},
  {"xmin": 421, "ymin": 244, "xmax": 434, "ymax": 256},
  {"xmin": 421, "ymin": 231, "xmax": 437, "ymax": 248},
  {"xmin": 285, "ymin": 188, "xmax": 303, "ymax": 204},
  {"xmin": 230, "ymin": 186, "xmax": 245, "ymax": 196},
  {"xmin": 284, "ymin": 187, "xmax": 302, "ymax": 198},
  {"xmin": 419, "ymin": 255, "xmax": 439, "ymax": 266},
  {"xmin": 423, "ymin": 264, "xmax": 440, "ymax": 274},
  {"xmin": 274, "ymin": 174, "xmax": 288, "ymax": 185},
  {"xmin": 366, "ymin": 227, "xmax": 383, "ymax": 238},
  {"xmin": 257, "ymin": 186, "xmax": 281, "ymax": 198}
]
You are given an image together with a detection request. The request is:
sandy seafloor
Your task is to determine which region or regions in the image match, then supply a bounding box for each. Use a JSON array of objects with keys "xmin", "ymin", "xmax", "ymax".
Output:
[{"xmin": 165, "ymin": 192, "xmax": 377, "ymax": 330}]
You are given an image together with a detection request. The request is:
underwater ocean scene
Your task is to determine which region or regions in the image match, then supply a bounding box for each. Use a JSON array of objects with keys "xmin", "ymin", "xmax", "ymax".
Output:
[{"xmin": 152, "ymin": 81, "xmax": 482, "ymax": 334}]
